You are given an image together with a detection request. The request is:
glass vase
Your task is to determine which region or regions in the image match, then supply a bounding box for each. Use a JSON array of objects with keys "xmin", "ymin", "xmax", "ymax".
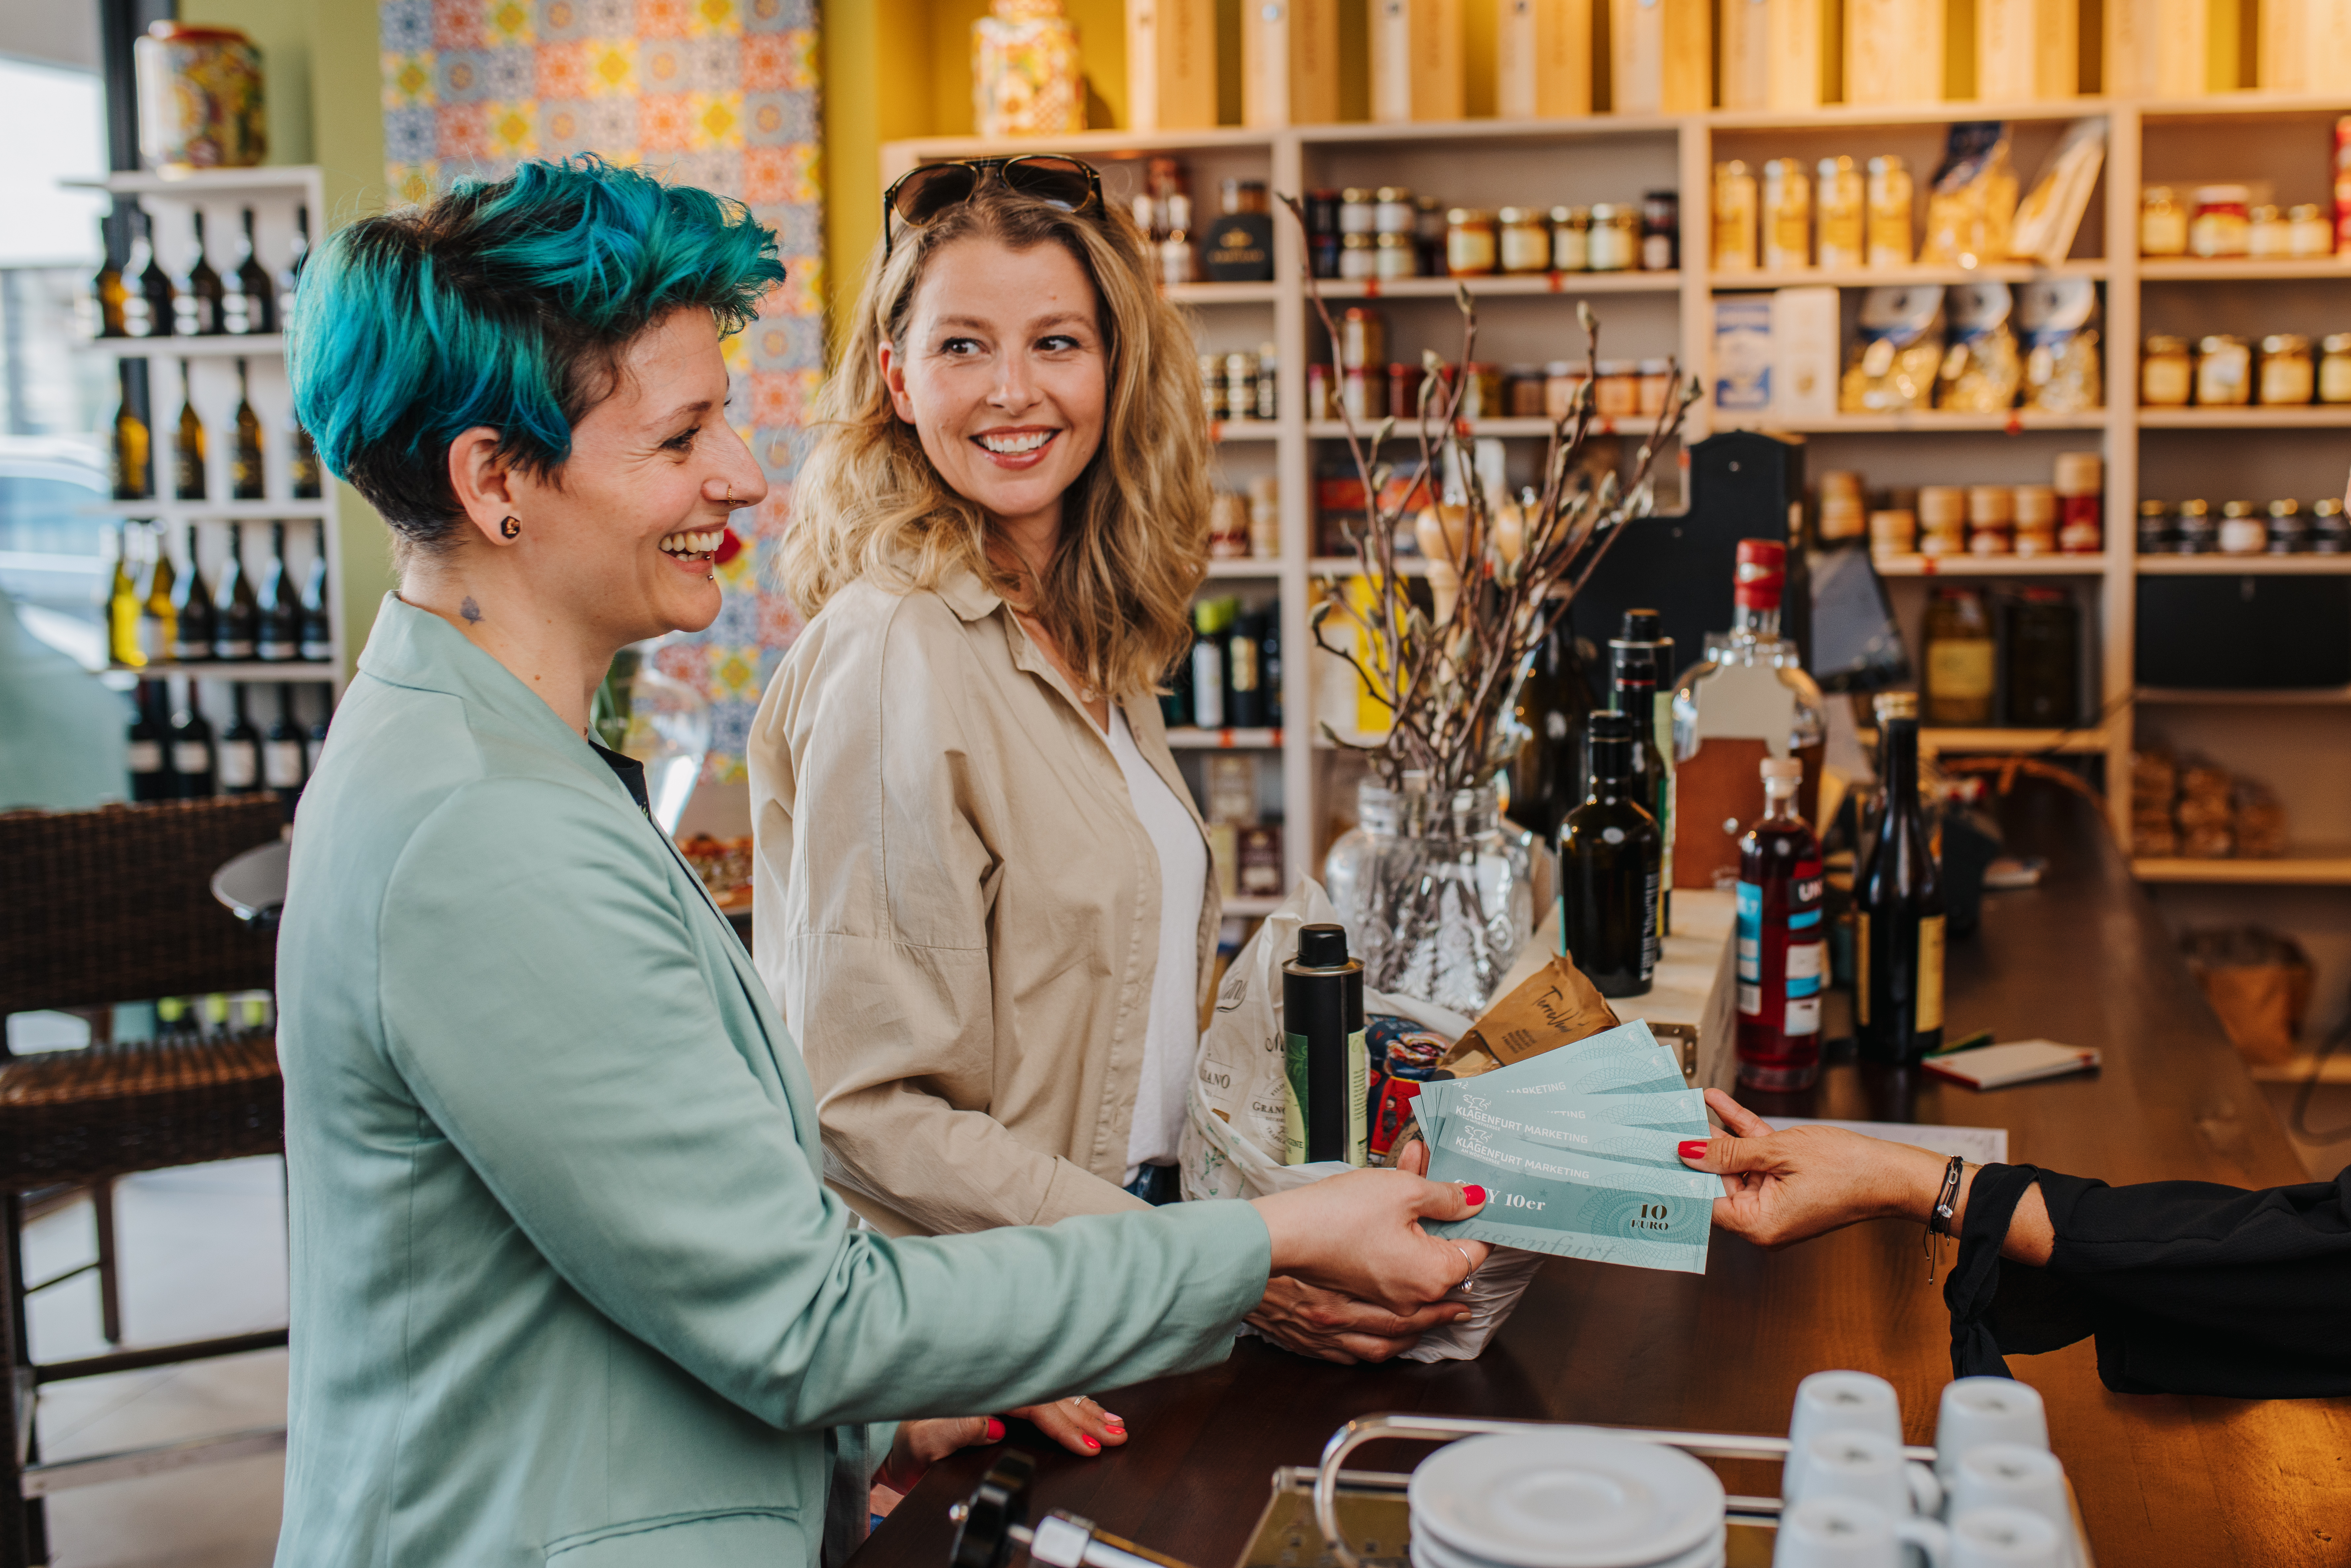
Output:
[{"xmin": 1324, "ymin": 778, "xmax": 1536, "ymax": 1018}]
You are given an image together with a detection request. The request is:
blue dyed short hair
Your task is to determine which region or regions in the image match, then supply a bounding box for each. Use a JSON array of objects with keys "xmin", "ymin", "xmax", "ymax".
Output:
[{"xmin": 288, "ymin": 156, "xmax": 785, "ymax": 556}]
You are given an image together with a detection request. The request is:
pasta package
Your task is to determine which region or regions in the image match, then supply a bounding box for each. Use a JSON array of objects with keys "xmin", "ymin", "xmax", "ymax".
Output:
[
  {"xmin": 1920, "ymin": 122, "xmax": 2017, "ymax": 269},
  {"xmin": 1936, "ymin": 282, "xmax": 2020, "ymax": 412},
  {"xmin": 2019, "ymin": 277, "xmax": 2102, "ymax": 412},
  {"xmin": 2009, "ymin": 117, "xmax": 2108, "ymax": 266},
  {"xmin": 1841, "ymin": 285, "xmax": 1945, "ymax": 413}
]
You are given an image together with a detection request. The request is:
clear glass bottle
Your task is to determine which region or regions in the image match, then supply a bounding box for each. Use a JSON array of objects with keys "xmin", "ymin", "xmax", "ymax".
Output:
[
  {"xmin": 1557, "ymin": 713, "xmax": 1661, "ymax": 999},
  {"xmin": 1735, "ymin": 756, "xmax": 1823, "ymax": 1091},
  {"xmin": 1670, "ymin": 540, "xmax": 1828, "ymax": 888}
]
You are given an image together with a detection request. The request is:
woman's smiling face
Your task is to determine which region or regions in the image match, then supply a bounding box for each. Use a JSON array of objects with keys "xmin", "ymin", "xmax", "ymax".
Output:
[{"xmin": 880, "ymin": 235, "xmax": 1109, "ymax": 541}]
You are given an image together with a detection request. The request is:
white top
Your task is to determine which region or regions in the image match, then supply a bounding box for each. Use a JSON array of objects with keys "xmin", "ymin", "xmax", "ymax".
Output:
[{"xmin": 1107, "ymin": 704, "xmax": 1207, "ymax": 1182}]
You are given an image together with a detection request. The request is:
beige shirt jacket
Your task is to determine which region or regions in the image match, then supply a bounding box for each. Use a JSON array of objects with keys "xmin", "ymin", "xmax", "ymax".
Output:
[{"xmin": 747, "ymin": 561, "xmax": 1221, "ymax": 1238}]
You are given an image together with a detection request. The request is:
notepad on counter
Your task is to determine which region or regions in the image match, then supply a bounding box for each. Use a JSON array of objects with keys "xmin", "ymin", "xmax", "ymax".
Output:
[{"xmin": 1920, "ymin": 1039, "xmax": 2101, "ymax": 1091}]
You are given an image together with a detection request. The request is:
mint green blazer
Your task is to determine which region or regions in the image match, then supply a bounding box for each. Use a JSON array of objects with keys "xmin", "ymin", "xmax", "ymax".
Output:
[{"xmin": 274, "ymin": 597, "xmax": 1270, "ymax": 1568}]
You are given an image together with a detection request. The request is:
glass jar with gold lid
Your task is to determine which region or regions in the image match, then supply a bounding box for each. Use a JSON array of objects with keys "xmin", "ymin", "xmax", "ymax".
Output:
[
  {"xmin": 2321, "ymin": 334, "xmax": 2351, "ymax": 403},
  {"xmin": 2141, "ymin": 335, "xmax": 2192, "ymax": 407},
  {"xmin": 1550, "ymin": 205, "xmax": 1589, "ymax": 272},
  {"xmin": 1586, "ymin": 204, "xmax": 1636, "ymax": 272},
  {"xmin": 2194, "ymin": 334, "xmax": 2252, "ymax": 406},
  {"xmin": 1445, "ymin": 209, "xmax": 1496, "ymax": 277},
  {"xmin": 2258, "ymin": 333, "xmax": 2314, "ymax": 406},
  {"xmin": 2139, "ymin": 186, "xmax": 2188, "ymax": 257},
  {"xmin": 1498, "ymin": 207, "xmax": 1549, "ymax": 274}
]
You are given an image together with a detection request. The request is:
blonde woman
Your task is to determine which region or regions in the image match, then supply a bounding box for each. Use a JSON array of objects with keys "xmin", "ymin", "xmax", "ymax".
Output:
[{"xmin": 749, "ymin": 162, "xmax": 1474, "ymax": 1422}]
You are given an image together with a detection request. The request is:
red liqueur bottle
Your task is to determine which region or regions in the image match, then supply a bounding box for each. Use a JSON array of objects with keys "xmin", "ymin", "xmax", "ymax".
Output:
[{"xmin": 1735, "ymin": 755, "xmax": 1824, "ymax": 1090}]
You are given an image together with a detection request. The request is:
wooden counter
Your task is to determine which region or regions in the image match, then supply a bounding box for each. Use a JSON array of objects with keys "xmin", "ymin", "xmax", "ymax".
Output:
[{"xmin": 850, "ymin": 781, "xmax": 2351, "ymax": 1568}]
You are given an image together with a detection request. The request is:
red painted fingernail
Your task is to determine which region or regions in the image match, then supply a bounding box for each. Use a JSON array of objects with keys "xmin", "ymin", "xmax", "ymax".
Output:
[
  {"xmin": 985, "ymin": 1418, "xmax": 1005, "ymax": 1442},
  {"xmin": 1462, "ymin": 1184, "xmax": 1487, "ymax": 1207},
  {"xmin": 1084, "ymin": 1437, "xmax": 1101, "ymax": 1452},
  {"xmin": 1678, "ymin": 1140, "xmax": 1708, "ymax": 1160}
]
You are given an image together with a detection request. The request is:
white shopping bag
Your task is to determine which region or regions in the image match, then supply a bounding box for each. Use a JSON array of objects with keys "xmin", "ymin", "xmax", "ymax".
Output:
[{"xmin": 1177, "ymin": 878, "xmax": 1544, "ymax": 1361}]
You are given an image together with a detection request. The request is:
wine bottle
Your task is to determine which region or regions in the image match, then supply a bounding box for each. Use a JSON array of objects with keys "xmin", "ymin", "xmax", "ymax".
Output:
[
  {"xmin": 277, "ymin": 204, "xmax": 310, "ymax": 328},
  {"xmin": 288, "ymin": 421, "xmax": 322, "ymax": 500},
  {"xmin": 108, "ymin": 522, "xmax": 145, "ymax": 667},
  {"xmin": 225, "ymin": 207, "xmax": 275, "ymax": 335},
  {"xmin": 1227, "ymin": 606, "xmax": 1266, "ymax": 728},
  {"xmin": 139, "ymin": 523, "xmax": 177, "ymax": 667},
  {"xmin": 170, "ymin": 522, "xmax": 216, "ymax": 662},
  {"xmin": 1735, "ymin": 755, "xmax": 1825, "ymax": 1091},
  {"xmin": 1501, "ymin": 598, "xmax": 1593, "ymax": 847},
  {"xmin": 299, "ymin": 520, "xmax": 333, "ymax": 661},
  {"xmin": 90, "ymin": 217, "xmax": 127, "ymax": 338},
  {"xmin": 1281, "ymin": 923, "xmax": 1367, "ymax": 1167},
  {"xmin": 214, "ymin": 521, "xmax": 259, "ymax": 660},
  {"xmin": 168, "ymin": 678, "xmax": 215, "ymax": 797},
  {"xmin": 1556, "ymin": 710, "xmax": 1662, "ymax": 998},
  {"xmin": 218, "ymin": 683, "xmax": 262, "ymax": 794},
  {"xmin": 230, "ymin": 358, "xmax": 265, "ymax": 500},
  {"xmin": 111, "ymin": 360, "xmax": 152, "ymax": 501},
  {"xmin": 257, "ymin": 521, "xmax": 300, "ymax": 660},
  {"xmin": 1855, "ymin": 693, "xmax": 1945, "ymax": 1064},
  {"xmin": 264, "ymin": 683, "xmax": 308, "ymax": 793},
  {"xmin": 176, "ymin": 209, "xmax": 226, "ymax": 336},
  {"xmin": 174, "ymin": 360, "xmax": 208, "ymax": 501},
  {"xmin": 127, "ymin": 680, "xmax": 170, "ymax": 801},
  {"xmin": 131, "ymin": 209, "xmax": 175, "ymax": 339},
  {"xmin": 1609, "ymin": 608, "xmax": 1676, "ymax": 937},
  {"xmin": 305, "ymin": 682, "xmax": 334, "ymax": 775},
  {"xmin": 1190, "ymin": 598, "xmax": 1230, "ymax": 729}
]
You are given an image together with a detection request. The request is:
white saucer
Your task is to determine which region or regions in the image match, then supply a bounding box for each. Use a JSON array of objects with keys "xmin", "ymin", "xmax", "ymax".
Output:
[
  {"xmin": 1408, "ymin": 1431, "xmax": 1727, "ymax": 1568},
  {"xmin": 1411, "ymin": 1520, "xmax": 1727, "ymax": 1568}
]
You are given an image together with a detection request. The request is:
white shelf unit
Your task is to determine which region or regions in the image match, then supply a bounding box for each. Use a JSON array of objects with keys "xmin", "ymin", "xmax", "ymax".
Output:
[
  {"xmin": 886, "ymin": 93, "xmax": 2351, "ymax": 907},
  {"xmin": 80, "ymin": 165, "xmax": 345, "ymax": 743}
]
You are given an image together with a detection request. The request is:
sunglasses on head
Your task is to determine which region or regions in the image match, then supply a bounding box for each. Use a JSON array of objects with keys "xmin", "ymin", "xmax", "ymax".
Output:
[{"xmin": 881, "ymin": 155, "xmax": 1105, "ymax": 262}]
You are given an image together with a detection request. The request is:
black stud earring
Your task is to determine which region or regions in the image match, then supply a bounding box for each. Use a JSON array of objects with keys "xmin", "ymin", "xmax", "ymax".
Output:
[{"xmin": 499, "ymin": 517, "xmax": 521, "ymax": 539}]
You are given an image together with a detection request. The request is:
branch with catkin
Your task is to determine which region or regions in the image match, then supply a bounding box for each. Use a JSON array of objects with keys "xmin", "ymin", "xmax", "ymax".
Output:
[{"xmin": 1277, "ymin": 193, "xmax": 1700, "ymax": 801}]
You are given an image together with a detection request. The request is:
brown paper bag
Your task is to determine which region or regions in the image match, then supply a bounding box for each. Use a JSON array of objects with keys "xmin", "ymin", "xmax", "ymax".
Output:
[{"xmin": 1442, "ymin": 954, "xmax": 1622, "ymax": 1072}]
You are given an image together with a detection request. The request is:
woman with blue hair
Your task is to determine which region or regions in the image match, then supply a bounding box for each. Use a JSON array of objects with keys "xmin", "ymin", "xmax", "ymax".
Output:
[{"xmin": 274, "ymin": 156, "xmax": 1491, "ymax": 1568}]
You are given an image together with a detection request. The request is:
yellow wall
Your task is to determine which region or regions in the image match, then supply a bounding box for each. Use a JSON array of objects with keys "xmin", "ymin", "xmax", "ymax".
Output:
[{"xmin": 181, "ymin": 0, "xmax": 397, "ymax": 671}]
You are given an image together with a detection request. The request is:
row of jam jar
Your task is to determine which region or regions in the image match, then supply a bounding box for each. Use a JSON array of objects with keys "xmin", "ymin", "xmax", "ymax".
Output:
[
  {"xmin": 1306, "ymin": 358, "xmax": 1679, "ymax": 424},
  {"xmin": 2140, "ymin": 333, "xmax": 2351, "ymax": 408},
  {"xmin": 2136, "ymin": 498, "xmax": 2351, "ymax": 555},
  {"xmin": 1303, "ymin": 188, "xmax": 1677, "ymax": 280},
  {"xmin": 1859, "ymin": 454, "xmax": 2104, "ymax": 558},
  {"xmin": 2139, "ymin": 186, "xmax": 2339, "ymax": 260}
]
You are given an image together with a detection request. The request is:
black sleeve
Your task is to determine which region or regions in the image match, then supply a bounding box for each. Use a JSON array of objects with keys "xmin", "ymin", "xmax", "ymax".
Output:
[{"xmin": 1944, "ymin": 1162, "xmax": 2351, "ymax": 1398}]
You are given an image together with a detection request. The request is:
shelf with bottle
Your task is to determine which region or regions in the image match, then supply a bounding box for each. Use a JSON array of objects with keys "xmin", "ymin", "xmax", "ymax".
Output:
[
  {"xmin": 91, "ymin": 500, "xmax": 332, "ymax": 521},
  {"xmin": 2137, "ymin": 406, "xmax": 2351, "ymax": 429},
  {"xmin": 1307, "ymin": 417, "xmax": 1651, "ymax": 439},
  {"xmin": 1714, "ymin": 410, "xmax": 2110, "ymax": 433},
  {"xmin": 1166, "ymin": 281, "xmax": 1279, "ymax": 305},
  {"xmin": 111, "ymin": 660, "xmax": 336, "ymax": 681},
  {"xmin": 1203, "ymin": 557, "xmax": 1281, "ymax": 578},
  {"xmin": 1312, "ymin": 554, "xmax": 1429, "ymax": 577},
  {"xmin": 1710, "ymin": 261, "xmax": 2108, "ymax": 288},
  {"xmin": 1314, "ymin": 272, "xmax": 1682, "ymax": 300},
  {"xmin": 124, "ymin": 674, "xmax": 332, "ymax": 803},
  {"xmin": 88, "ymin": 334, "xmax": 287, "ymax": 359},
  {"xmin": 106, "ymin": 515, "xmax": 334, "ymax": 677},
  {"xmin": 2131, "ymin": 850, "xmax": 2351, "ymax": 885},
  {"xmin": 1165, "ymin": 727, "xmax": 1283, "ymax": 750},
  {"xmin": 2136, "ymin": 553, "xmax": 2351, "ymax": 574},
  {"xmin": 1209, "ymin": 420, "xmax": 1280, "ymax": 441},
  {"xmin": 1872, "ymin": 553, "xmax": 2109, "ymax": 576},
  {"xmin": 2136, "ymin": 685, "xmax": 2351, "ymax": 705},
  {"xmin": 70, "ymin": 166, "xmax": 319, "ymax": 199},
  {"xmin": 1917, "ymin": 725, "xmax": 2112, "ymax": 756},
  {"xmin": 2139, "ymin": 258, "xmax": 2351, "ymax": 282}
]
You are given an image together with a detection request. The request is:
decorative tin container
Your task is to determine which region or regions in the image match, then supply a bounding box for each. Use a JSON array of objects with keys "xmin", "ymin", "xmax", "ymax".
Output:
[
  {"xmin": 134, "ymin": 23, "xmax": 266, "ymax": 171},
  {"xmin": 972, "ymin": 0, "xmax": 1085, "ymax": 139}
]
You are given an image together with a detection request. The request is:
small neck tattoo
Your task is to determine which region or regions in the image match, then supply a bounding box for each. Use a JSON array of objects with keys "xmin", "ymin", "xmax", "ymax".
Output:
[{"xmin": 460, "ymin": 596, "xmax": 482, "ymax": 625}]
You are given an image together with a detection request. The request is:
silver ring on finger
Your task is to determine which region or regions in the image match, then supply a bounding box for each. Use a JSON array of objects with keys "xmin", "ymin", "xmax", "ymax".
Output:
[{"xmin": 1455, "ymin": 1245, "xmax": 1477, "ymax": 1286}]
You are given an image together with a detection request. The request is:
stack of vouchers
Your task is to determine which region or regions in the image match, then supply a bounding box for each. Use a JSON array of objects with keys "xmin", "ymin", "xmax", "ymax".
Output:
[{"xmin": 1424, "ymin": 1019, "xmax": 1716, "ymax": 1275}]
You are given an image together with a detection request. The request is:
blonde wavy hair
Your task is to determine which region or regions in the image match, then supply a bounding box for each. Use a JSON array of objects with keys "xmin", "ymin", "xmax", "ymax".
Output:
[{"xmin": 781, "ymin": 184, "xmax": 1211, "ymax": 700}]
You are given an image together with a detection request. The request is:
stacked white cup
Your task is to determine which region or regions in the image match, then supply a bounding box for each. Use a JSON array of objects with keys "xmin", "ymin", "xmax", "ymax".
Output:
[{"xmin": 1773, "ymin": 1374, "xmax": 2077, "ymax": 1568}]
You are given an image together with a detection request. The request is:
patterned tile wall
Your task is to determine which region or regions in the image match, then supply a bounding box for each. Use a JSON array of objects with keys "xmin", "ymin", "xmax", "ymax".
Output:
[{"xmin": 381, "ymin": 0, "xmax": 825, "ymax": 782}]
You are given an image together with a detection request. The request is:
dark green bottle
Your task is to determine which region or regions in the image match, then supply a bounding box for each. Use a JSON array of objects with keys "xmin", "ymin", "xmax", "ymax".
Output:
[{"xmin": 1556, "ymin": 710, "xmax": 1662, "ymax": 997}]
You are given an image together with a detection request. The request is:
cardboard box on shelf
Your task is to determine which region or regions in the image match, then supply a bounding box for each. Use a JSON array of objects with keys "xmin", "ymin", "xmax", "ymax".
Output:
[
  {"xmin": 1770, "ymin": 286, "xmax": 1839, "ymax": 421},
  {"xmin": 1370, "ymin": 0, "xmax": 1465, "ymax": 123},
  {"xmin": 1844, "ymin": 0, "xmax": 1943, "ymax": 107},
  {"xmin": 1496, "ymin": 0, "xmax": 1593, "ymax": 120},
  {"xmin": 1977, "ymin": 0, "xmax": 2077, "ymax": 104},
  {"xmin": 1720, "ymin": 0, "xmax": 1825, "ymax": 112},
  {"xmin": 1242, "ymin": 0, "xmax": 1340, "ymax": 126},
  {"xmin": 1608, "ymin": 0, "xmax": 1709, "ymax": 114},
  {"xmin": 1127, "ymin": 0, "xmax": 1217, "ymax": 131}
]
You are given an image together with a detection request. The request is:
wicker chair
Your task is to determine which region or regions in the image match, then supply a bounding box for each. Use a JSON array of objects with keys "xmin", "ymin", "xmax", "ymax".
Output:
[{"xmin": 0, "ymin": 797, "xmax": 288, "ymax": 1568}]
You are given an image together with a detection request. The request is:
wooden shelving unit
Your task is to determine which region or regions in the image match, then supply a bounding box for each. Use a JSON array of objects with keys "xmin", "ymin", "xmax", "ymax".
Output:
[
  {"xmin": 2132, "ymin": 852, "xmax": 2351, "ymax": 886},
  {"xmin": 886, "ymin": 92, "xmax": 2351, "ymax": 915}
]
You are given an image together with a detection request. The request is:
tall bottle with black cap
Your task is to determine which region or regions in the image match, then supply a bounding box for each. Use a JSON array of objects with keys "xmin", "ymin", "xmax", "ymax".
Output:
[
  {"xmin": 1282, "ymin": 922, "xmax": 1367, "ymax": 1166},
  {"xmin": 1610, "ymin": 608, "xmax": 1676, "ymax": 935},
  {"xmin": 1856, "ymin": 691, "xmax": 1944, "ymax": 1062},
  {"xmin": 1556, "ymin": 711, "xmax": 1662, "ymax": 997}
]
